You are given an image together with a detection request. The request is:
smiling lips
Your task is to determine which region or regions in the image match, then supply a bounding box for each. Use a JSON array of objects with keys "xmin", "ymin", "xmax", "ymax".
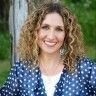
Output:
[{"xmin": 44, "ymin": 41, "xmax": 57, "ymax": 47}]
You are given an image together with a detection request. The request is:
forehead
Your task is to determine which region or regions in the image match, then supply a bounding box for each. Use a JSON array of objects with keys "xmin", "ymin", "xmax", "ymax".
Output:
[{"xmin": 41, "ymin": 12, "xmax": 64, "ymax": 26}]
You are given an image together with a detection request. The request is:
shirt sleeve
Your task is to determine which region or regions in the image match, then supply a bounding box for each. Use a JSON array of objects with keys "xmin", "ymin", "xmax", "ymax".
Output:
[
  {"xmin": 78, "ymin": 57, "xmax": 96, "ymax": 95},
  {"xmin": 0, "ymin": 61, "xmax": 20, "ymax": 96},
  {"xmin": 89, "ymin": 60, "xmax": 96, "ymax": 94}
]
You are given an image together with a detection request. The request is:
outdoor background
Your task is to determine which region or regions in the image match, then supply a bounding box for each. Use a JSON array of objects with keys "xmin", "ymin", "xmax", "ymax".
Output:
[{"xmin": 0, "ymin": 0, "xmax": 96, "ymax": 86}]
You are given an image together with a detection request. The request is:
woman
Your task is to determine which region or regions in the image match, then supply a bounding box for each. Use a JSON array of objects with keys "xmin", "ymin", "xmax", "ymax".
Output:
[{"xmin": 0, "ymin": 1, "xmax": 96, "ymax": 96}]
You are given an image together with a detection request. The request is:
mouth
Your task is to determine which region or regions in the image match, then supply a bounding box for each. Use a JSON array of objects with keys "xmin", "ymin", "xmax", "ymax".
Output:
[{"xmin": 44, "ymin": 41, "xmax": 57, "ymax": 47}]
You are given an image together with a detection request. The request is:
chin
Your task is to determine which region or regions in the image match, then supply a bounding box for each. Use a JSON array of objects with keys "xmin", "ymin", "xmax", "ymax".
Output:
[{"xmin": 42, "ymin": 48, "xmax": 59, "ymax": 54}]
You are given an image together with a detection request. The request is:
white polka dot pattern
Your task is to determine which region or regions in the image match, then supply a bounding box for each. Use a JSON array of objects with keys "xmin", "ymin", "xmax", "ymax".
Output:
[{"xmin": 0, "ymin": 57, "xmax": 96, "ymax": 96}]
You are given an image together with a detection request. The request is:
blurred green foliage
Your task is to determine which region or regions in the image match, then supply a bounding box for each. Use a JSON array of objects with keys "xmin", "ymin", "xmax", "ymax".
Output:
[{"xmin": 0, "ymin": 31, "xmax": 11, "ymax": 60}]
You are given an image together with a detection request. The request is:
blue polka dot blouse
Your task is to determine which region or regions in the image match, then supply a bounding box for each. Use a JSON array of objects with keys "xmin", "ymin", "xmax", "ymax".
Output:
[{"xmin": 0, "ymin": 57, "xmax": 96, "ymax": 96}]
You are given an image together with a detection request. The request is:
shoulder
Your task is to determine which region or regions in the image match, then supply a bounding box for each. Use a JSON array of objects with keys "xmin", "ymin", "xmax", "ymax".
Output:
[
  {"xmin": 14, "ymin": 59, "xmax": 34, "ymax": 69},
  {"xmin": 12, "ymin": 60, "xmax": 28, "ymax": 72},
  {"xmin": 12, "ymin": 59, "xmax": 39, "ymax": 75},
  {"xmin": 76, "ymin": 57, "xmax": 96, "ymax": 75},
  {"xmin": 77, "ymin": 57, "xmax": 96, "ymax": 68}
]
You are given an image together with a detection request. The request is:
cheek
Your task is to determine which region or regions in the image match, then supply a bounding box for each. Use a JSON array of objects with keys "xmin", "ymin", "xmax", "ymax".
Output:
[
  {"xmin": 37, "ymin": 31, "xmax": 43, "ymax": 40},
  {"xmin": 37, "ymin": 30, "xmax": 46, "ymax": 42},
  {"xmin": 58, "ymin": 33, "xmax": 65, "ymax": 42}
]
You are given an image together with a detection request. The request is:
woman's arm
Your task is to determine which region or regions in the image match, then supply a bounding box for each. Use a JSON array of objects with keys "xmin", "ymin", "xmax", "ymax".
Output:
[
  {"xmin": 0, "ymin": 61, "xmax": 20, "ymax": 96},
  {"xmin": 78, "ymin": 57, "xmax": 96, "ymax": 95},
  {"xmin": 89, "ymin": 60, "xmax": 96, "ymax": 94}
]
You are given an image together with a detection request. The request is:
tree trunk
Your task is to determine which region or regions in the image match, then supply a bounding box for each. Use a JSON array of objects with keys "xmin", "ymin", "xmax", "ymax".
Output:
[
  {"xmin": 9, "ymin": 0, "xmax": 59, "ymax": 64},
  {"xmin": 9, "ymin": 0, "xmax": 28, "ymax": 63}
]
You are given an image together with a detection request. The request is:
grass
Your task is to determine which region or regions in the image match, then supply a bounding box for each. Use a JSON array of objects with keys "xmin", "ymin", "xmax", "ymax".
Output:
[{"xmin": 0, "ymin": 60, "xmax": 11, "ymax": 86}]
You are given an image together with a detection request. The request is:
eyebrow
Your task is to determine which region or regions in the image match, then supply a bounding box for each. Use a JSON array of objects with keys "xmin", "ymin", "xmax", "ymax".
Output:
[
  {"xmin": 41, "ymin": 24, "xmax": 64, "ymax": 28},
  {"xmin": 56, "ymin": 25, "xmax": 64, "ymax": 28}
]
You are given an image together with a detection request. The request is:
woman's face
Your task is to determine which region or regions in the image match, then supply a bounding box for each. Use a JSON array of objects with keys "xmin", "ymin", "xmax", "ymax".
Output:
[{"xmin": 37, "ymin": 12, "xmax": 65, "ymax": 54}]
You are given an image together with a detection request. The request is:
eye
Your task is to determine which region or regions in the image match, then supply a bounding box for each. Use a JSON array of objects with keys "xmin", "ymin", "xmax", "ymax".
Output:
[
  {"xmin": 56, "ymin": 27, "xmax": 64, "ymax": 32},
  {"xmin": 41, "ymin": 25, "xmax": 49, "ymax": 30}
]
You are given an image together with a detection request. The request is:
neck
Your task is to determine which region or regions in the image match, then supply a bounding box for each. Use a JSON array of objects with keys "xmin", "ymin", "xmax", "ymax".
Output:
[
  {"xmin": 38, "ymin": 52, "xmax": 64, "ymax": 76},
  {"xmin": 39, "ymin": 51, "xmax": 61, "ymax": 66}
]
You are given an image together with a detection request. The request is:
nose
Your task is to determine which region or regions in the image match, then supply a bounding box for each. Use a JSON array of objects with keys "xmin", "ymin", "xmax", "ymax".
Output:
[{"xmin": 47, "ymin": 29, "xmax": 55, "ymax": 40}]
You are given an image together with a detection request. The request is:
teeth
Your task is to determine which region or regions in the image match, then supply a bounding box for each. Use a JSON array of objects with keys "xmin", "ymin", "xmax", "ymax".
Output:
[{"xmin": 44, "ymin": 41, "xmax": 56, "ymax": 46}]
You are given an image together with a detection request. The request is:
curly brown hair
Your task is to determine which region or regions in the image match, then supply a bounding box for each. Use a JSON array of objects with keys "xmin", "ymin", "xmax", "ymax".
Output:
[{"xmin": 17, "ymin": 1, "xmax": 85, "ymax": 72}]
